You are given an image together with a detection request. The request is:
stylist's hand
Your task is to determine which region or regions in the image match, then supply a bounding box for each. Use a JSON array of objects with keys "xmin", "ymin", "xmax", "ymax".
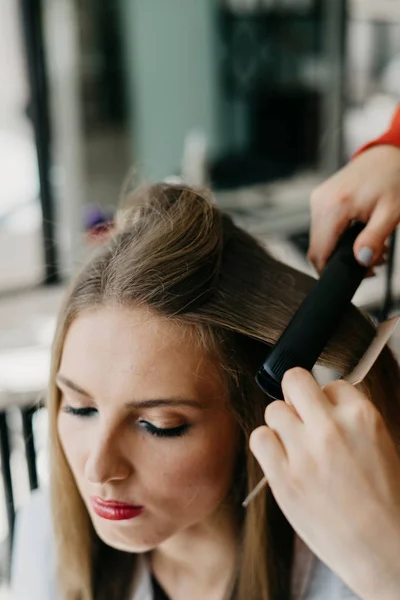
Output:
[
  {"xmin": 308, "ymin": 145, "xmax": 400, "ymax": 272},
  {"xmin": 250, "ymin": 368, "xmax": 400, "ymax": 600}
]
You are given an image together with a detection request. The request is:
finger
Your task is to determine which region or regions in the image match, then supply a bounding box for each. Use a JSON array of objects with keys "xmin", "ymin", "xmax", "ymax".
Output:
[
  {"xmin": 279, "ymin": 391, "xmax": 299, "ymax": 415},
  {"xmin": 264, "ymin": 401, "xmax": 302, "ymax": 454},
  {"xmin": 322, "ymin": 378, "xmax": 367, "ymax": 407},
  {"xmin": 249, "ymin": 426, "xmax": 287, "ymax": 481},
  {"xmin": 353, "ymin": 200, "xmax": 400, "ymax": 267},
  {"xmin": 308, "ymin": 201, "xmax": 351, "ymax": 272},
  {"xmin": 282, "ymin": 368, "xmax": 332, "ymax": 423}
]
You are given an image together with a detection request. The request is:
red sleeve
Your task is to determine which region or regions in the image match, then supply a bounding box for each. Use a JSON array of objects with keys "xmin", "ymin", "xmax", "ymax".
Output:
[{"xmin": 353, "ymin": 104, "xmax": 400, "ymax": 158}]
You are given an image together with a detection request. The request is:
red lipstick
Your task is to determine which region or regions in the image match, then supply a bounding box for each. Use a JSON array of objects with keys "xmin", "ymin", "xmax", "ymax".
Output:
[{"xmin": 90, "ymin": 496, "xmax": 144, "ymax": 521}]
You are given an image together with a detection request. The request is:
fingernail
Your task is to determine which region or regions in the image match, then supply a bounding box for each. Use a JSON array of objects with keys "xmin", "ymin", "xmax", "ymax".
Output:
[{"xmin": 357, "ymin": 247, "xmax": 374, "ymax": 267}]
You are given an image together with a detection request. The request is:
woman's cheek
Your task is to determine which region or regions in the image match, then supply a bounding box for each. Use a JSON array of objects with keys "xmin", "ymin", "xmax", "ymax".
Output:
[
  {"xmin": 57, "ymin": 414, "xmax": 89, "ymax": 476},
  {"xmin": 144, "ymin": 422, "xmax": 238, "ymax": 511}
]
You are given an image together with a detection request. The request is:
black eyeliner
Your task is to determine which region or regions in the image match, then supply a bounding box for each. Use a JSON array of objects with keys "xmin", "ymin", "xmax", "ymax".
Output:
[
  {"xmin": 140, "ymin": 421, "xmax": 189, "ymax": 438},
  {"xmin": 63, "ymin": 406, "xmax": 189, "ymax": 439},
  {"xmin": 63, "ymin": 406, "xmax": 97, "ymax": 417}
]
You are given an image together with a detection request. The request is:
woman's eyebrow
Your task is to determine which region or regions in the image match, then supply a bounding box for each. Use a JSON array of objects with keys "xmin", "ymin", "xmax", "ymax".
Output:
[
  {"xmin": 124, "ymin": 398, "xmax": 203, "ymax": 409},
  {"xmin": 56, "ymin": 374, "xmax": 92, "ymax": 397},
  {"xmin": 56, "ymin": 374, "xmax": 203, "ymax": 409}
]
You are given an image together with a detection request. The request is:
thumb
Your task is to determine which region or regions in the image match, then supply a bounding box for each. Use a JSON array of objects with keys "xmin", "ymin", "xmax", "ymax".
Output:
[{"xmin": 353, "ymin": 201, "xmax": 399, "ymax": 266}]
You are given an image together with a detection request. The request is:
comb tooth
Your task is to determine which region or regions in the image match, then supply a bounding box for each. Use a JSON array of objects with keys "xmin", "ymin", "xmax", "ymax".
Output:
[{"xmin": 242, "ymin": 476, "xmax": 268, "ymax": 507}]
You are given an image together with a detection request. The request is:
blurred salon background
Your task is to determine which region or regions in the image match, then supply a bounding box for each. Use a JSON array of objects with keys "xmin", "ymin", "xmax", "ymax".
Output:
[{"xmin": 1, "ymin": 0, "xmax": 400, "ymax": 594}]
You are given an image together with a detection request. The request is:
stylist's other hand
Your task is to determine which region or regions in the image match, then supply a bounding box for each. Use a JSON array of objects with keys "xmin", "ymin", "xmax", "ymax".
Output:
[
  {"xmin": 250, "ymin": 368, "xmax": 400, "ymax": 600},
  {"xmin": 308, "ymin": 145, "xmax": 400, "ymax": 273}
]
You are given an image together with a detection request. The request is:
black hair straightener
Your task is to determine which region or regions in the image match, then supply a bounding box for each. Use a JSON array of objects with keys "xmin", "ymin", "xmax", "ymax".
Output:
[
  {"xmin": 255, "ymin": 221, "xmax": 368, "ymax": 401},
  {"xmin": 242, "ymin": 222, "xmax": 369, "ymax": 507}
]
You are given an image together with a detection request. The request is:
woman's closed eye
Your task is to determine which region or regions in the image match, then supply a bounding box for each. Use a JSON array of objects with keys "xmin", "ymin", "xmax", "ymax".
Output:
[
  {"xmin": 139, "ymin": 420, "xmax": 190, "ymax": 438},
  {"xmin": 63, "ymin": 405, "xmax": 97, "ymax": 418},
  {"xmin": 62, "ymin": 405, "xmax": 190, "ymax": 438}
]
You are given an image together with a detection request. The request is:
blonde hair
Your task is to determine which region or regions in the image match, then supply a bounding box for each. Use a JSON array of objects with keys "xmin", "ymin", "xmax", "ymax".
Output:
[{"xmin": 48, "ymin": 183, "xmax": 400, "ymax": 600}]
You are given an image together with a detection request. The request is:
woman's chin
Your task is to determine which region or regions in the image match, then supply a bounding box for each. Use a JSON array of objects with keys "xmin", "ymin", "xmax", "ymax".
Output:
[{"xmin": 93, "ymin": 522, "xmax": 161, "ymax": 553}]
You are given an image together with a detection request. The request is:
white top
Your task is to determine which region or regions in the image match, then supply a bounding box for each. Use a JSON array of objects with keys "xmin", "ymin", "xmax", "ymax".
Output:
[{"xmin": 11, "ymin": 489, "xmax": 361, "ymax": 600}]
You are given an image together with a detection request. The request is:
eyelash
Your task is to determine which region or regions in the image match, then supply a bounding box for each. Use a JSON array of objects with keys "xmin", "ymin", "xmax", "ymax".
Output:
[
  {"xmin": 63, "ymin": 406, "xmax": 96, "ymax": 418},
  {"xmin": 62, "ymin": 406, "xmax": 190, "ymax": 438},
  {"xmin": 140, "ymin": 421, "xmax": 189, "ymax": 438}
]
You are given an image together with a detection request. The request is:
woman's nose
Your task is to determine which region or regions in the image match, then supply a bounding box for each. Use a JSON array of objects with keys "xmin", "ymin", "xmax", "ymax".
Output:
[{"xmin": 85, "ymin": 432, "xmax": 132, "ymax": 485}]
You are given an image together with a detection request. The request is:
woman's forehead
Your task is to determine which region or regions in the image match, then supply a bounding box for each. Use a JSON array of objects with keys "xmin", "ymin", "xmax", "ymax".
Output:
[
  {"xmin": 59, "ymin": 306, "xmax": 226, "ymax": 404},
  {"xmin": 62, "ymin": 306, "xmax": 202, "ymax": 361}
]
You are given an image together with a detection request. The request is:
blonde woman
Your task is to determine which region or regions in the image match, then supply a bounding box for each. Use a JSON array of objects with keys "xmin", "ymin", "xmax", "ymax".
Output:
[{"xmin": 11, "ymin": 182, "xmax": 400, "ymax": 600}]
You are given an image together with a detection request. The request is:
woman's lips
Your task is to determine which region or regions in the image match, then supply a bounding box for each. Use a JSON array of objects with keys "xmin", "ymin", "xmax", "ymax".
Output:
[{"xmin": 90, "ymin": 496, "xmax": 144, "ymax": 521}]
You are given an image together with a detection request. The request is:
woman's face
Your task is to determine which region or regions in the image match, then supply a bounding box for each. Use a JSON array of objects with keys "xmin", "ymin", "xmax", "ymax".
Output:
[{"xmin": 57, "ymin": 307, "xmax": 239, "ymax": 552}]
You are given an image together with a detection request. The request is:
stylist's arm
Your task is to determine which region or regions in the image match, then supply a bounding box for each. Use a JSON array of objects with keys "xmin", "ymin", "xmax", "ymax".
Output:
[{"xmin": 250, "ymin": 368, "xmax": 400, "ymax": 600}]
